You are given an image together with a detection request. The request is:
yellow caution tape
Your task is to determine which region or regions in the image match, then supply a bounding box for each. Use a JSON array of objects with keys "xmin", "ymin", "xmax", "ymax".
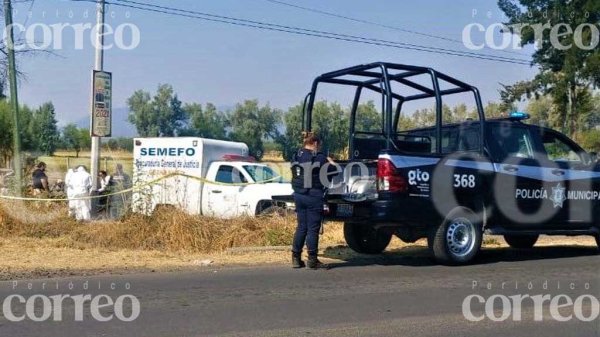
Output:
[{"xmin": 0, "ymin": 172, "xmax": 285, "ymax": 202}]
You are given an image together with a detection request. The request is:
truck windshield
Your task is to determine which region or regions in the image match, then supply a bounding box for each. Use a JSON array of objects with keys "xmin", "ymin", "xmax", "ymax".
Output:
[{"xmin": 243, "ymin": 165, "xmax": 284, "ymax": 183}]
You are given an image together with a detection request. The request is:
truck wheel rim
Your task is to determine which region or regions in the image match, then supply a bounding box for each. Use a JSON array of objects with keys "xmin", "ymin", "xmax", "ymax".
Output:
[{"xmin": 446, "ymin": 217, "xmax": 476, "ymax": 257}]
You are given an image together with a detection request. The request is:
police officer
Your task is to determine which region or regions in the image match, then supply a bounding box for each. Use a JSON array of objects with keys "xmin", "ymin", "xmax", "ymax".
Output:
[{"xmin": 290, "ymin": 132, "xmax": 336, "ymax": 269}]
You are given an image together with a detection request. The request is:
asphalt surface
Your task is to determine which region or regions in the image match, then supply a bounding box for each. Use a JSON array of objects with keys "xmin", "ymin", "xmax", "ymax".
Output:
[{"xmin": 0, "ymin": 245, "xmax": 599, "ymax": 337}]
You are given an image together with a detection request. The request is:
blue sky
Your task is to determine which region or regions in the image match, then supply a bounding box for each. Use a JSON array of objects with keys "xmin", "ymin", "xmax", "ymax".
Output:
[{"xmin": 13, "ymin": 0, "xmax": 538, "ymax": 136}]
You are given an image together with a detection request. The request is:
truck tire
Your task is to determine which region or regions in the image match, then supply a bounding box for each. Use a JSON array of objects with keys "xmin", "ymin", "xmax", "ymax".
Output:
[
  {"xmin": 344, "ymin": 222, "xmax": 392, "ymax": 254},
  {"xmin": 504, "ymin": 234, "xmax": 539, "ymax": 249},
  {"xmin": 428, "ymin": 207, "xmax": 482, "ymax": 265},
  {"xmin": 258, "ymin": 205, "xmax": 291, "ymax": 217},
  {"xmin": 256, "ymin": 201, "xmax": 292, "ymax": 217}
]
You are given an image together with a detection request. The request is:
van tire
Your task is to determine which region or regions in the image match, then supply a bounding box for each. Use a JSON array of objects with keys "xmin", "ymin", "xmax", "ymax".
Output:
[
  {"xmin": 258, "ymin": 205, "xmax": 290, "ymax": 217},
  {"xmin": 344, "ymin": 222, "xmax": 392, "ymax": 254},
  {"xmin": 428, "ymin": 207, "xmax": 482, "ymax": 265},
  {"xmin": 504, "ymin": 234, "xmax": 539, "ymax": 249},
  {"xmin": 256, "ymin": 201, "xmax": 292, "ymax": 217}
]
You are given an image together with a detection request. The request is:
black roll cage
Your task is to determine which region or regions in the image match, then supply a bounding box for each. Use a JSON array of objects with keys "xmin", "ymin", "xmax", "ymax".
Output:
[{"xmin": 302, "ymin": 62, "xmax": 486, "ymax": 158}]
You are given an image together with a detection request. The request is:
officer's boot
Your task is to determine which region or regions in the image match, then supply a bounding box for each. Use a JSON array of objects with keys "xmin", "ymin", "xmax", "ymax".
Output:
[
  {"xmin": 307, "ymin": 253, "xmax": 328, "ymax": 270},
  {"xmin": 292, "ymin": 252, "xmax": 305, "ymax": 268}
]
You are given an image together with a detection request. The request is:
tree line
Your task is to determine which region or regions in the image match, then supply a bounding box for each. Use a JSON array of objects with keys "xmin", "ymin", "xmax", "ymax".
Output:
[
  {"xmin": 0, "ymin": 100, "xmax": 59, "ymax": 167},
  {"xmin": 0, "ymin": 100, "xmax": 134, "ymax": 168},
  {"xmin": 498, "ymin": 0, "xmax": 600, "ymax": 147},
  {"xmin": 127, "ymin": 84, "xmax": 600, "ymax": 161}
]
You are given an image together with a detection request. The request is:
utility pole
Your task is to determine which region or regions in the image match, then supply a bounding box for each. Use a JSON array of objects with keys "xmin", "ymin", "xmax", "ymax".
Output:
[
  {"xmin": 3, "ymin": 0, "xmax": 22, "ymax": 195},
  {"xmin": 90, "ymin": 0, "xmax": 105, "ymax": 189}
]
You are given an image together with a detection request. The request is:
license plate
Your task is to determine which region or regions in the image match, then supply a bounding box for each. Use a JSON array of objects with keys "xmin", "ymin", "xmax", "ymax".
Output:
[{"xmin": 336, "ymin": 204, "xmax": 353, "ymax": 217}]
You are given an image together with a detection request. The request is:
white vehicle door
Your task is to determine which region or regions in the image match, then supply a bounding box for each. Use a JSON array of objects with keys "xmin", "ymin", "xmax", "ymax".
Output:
[{"xmin": 205, "ymin": 164, "xmax": 246, "ymax": 218}]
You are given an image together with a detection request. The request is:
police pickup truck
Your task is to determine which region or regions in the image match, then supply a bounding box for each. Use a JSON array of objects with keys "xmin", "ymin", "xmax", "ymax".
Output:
[{"xmin": 297, "ymin": 62, "xmax": 600, "ymax": 265}]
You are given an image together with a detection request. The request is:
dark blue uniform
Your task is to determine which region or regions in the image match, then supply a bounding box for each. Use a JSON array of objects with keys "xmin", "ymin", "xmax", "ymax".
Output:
[{"xmin": 291, "ymin": 148, "xmax": 330, "ymax": 256}]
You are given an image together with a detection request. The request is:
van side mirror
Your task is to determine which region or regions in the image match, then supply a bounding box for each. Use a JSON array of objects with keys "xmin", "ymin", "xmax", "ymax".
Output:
[{"xmin": 590, "ymin": 152, "xmax": 598, "ymax": 163}]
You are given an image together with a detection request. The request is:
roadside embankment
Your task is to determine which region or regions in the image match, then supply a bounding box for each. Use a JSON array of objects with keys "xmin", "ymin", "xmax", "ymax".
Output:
[{"xmin": 0, "ymin": 201, "xmax": 596, "ymax": 280}]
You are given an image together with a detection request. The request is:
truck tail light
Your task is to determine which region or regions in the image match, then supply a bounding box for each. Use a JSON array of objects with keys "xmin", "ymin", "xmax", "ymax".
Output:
[{"xmin": 377, "ymin": 159, "xmax": 407, "ymax": 193}]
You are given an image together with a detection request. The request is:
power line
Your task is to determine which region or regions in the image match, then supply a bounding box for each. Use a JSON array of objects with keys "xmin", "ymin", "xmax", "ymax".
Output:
[
  {"xmin": 261, "ymin": 0, "xmax": 529, "ymax": 57},
  {"xmin": 70, "ymin": 0, "xmax": 532, "ymax": 65},
  {"xmin": 112, "ymin": 0, "xmax": 531, "ymax": 64}
]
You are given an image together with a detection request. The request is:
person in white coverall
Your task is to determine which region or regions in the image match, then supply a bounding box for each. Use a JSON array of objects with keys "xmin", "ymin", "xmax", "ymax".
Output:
[
  {"xmin": 70, "ymin": 166, "xmax": 92, "ymax": 221},
  {"xmin": 64, "ymin": 168, "xmax": 75, "ymax": 217}
]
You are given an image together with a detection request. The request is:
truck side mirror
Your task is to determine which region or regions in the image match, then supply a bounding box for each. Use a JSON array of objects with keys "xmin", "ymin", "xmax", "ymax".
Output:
[{"xmin": 590, "ymin": 152, "xmax": 598, "ymax": 163}]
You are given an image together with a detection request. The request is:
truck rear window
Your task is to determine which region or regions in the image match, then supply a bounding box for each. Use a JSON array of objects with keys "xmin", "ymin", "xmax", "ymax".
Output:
[
  {"xmin": 489, "ymin": 125, "xmax": 534, "ymax": 161},
  {"xmin": 215, "ymin": 166, "xmax": 247, "ymax": 184},
  {"xmin": 243, "ymin": 165, "xmax": 281, "ymax": 183}
]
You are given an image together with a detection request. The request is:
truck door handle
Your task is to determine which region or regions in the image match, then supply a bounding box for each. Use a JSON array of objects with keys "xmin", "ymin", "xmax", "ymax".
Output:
[
  {"xmin": 551, "ymin": 169, "xmax": 565, "ymax": 176},
  {"xmin": 503, "ymin": 165, "xmax": 519, "ymax": 172},
  {"xmin": 212, "ymin": 190, "xmax": 222, "ymax": 194}
]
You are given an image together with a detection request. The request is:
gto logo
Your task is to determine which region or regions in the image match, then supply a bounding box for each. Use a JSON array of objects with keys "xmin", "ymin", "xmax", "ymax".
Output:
[
  {"xmin": 408, "ymin": 169, "xmax": 430, "ymax": 186},
  {"xmin": 3, "ymin": 294, "xmax": 140, "ymax": 322}
]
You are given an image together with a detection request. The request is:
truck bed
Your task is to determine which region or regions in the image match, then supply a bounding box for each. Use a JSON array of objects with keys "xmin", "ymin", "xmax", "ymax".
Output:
[{"xmin": 327, "ymin": 160, "xmax": 378, "ymax": 200}]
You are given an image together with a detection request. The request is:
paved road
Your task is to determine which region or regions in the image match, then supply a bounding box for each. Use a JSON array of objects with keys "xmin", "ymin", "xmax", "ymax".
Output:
[{"xmin": 0, "ymin": 246, "xmax": 599, "ymax": 337}]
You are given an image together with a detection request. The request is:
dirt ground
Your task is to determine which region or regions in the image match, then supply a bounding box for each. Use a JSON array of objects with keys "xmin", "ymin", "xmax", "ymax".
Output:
[{"xmin": 0, "ymin": 231, "xmax": 596, "ymax": 281}]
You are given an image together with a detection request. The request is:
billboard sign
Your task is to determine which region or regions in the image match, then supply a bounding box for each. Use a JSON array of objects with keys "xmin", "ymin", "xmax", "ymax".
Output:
[{"xmin": 91, "ymin": 70, "xmax": 112, "ymax": 137}]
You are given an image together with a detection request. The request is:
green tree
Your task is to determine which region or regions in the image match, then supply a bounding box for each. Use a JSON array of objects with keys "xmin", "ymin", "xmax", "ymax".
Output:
[
  {"xmin": 229, "ymin": 100, "xmax": 281, "ymax": 159},
  {"xmin": 78, "ymin": 128, "xmax": 92, "ymax": 153},
  {"xmin": 278, "ymin": 103, "xmax": 303, "ymax": 161},
  {"xmin": 312, "ymin": 101, "xmax": 348, "ymax": 157},
  {"xmin": 583, "ymin": 94, "xmax": 600, "ymax": 129},
  {"xmin": 580, "ymin": 129, "xmax": 600, "ymax": 152},
  {"xmin": 19, "ymin": 105, "xmax": 35, "ymax": 152},
  {"xmin": 62, "ymin": 124, "xmax": 91, "ymax": 157},
  {"xmin": 412, "ymin": 108, "xmax": 436, "ymax": 128},
  {"xmin": 29, "ymin": 102, "xmax": 60, "ymax": 155},
  {"xmin": 0, "ymin": 100, "xmax": 52, "ymax": 166},
  {"xmin": 127, "ymin": 90, "xmax": 155, "ymax": 137},
  {"xmin": 279, "ymin": 100, "xmax": 392, "ymax": 160},
  {"xmin": 525, "ymin": 96, "xmax": 554, "ymax": 127},
  {"xmin": 482, "ymin": 101, "xmax": 513, "ymax": 119},
  {"xmin": 127, "ymin": 84, "xmax": 188, "ymax": 137},
  {"xmin": 355, "ymin": 100, "xmax": 381, "ymax": 132},
  {"xmin": 498, "ymin": 0, "xmax": 600, "ymax": 137},
  {"xmin": 0, "ymin": 101, "xmax": 12, "ymax": 167},
  {"xmin": 185, "ymin": 102, "xmax": 228, "ymax": 139}
]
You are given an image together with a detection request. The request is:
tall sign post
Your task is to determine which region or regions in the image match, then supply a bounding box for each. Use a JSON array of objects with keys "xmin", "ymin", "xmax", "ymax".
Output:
[
  {"xmin": 3, "ymin": 0, "xmax": 22, "ymax": 194},
  {"xmin": 91, "ymin": 71, "xmax": 112, "ymax": 138},
  {"xmin": 90, "ymin": 0, "xmax": 108, "ymax": 189}
]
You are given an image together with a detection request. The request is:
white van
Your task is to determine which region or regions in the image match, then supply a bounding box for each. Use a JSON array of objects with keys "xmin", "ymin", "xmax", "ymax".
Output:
[{"xmin": 132, "ymin": 137, "xmax": 293, "ymax": 218}]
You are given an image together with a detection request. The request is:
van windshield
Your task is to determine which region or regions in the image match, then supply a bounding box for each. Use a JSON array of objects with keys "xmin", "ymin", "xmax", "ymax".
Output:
[{"xmin": 243, "ymin": 165, "xmax": 285, "ymax": 183}]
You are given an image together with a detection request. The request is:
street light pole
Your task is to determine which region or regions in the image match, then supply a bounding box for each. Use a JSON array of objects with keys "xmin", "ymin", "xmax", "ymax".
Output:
[
  {"xmin": 90, "ymin": 0, "xmax": 105, "ymax": 189},
  {"xmin": 3, "ymin": 0, "xmax": 22, "ymax": 195}
]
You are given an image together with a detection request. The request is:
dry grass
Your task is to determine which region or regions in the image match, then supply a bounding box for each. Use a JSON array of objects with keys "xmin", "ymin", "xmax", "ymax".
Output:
[
  {"xmin": 261, "ymin": 151, "xmax": 285, "ymax": 162},
  {"xmin": 0, "ymin": 201, "xmax": 297, "ymax": 253},
  {"xmin": 0, "ymin": 201, "xmax": 596, "ymax": 280},
  {"xmin": 53, "ymin": 150, "xmax": 132, "ymax": 159}
]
